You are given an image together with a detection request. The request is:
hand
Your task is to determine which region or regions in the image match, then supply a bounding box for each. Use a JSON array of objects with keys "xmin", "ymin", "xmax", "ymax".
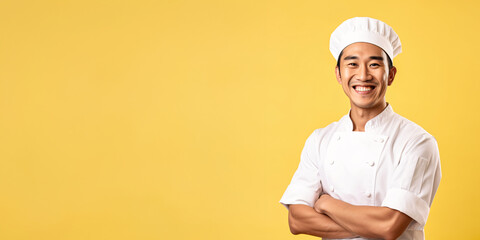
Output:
[{"xmin": 314, "ymin": 194, "xmax": 332, "ymax": 214}]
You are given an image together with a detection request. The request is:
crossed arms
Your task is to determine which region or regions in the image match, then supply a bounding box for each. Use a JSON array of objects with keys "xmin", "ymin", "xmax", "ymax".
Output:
[{"xmin": 288, "ymin": 194, "xmax": 412, "ymax": 240}]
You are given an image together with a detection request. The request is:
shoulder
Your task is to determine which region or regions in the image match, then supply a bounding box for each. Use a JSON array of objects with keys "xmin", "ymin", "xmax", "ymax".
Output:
[
  {"xmin": 393, "ymin": 113, "xmax": 431, "ymax": 135},
  {"xmin": 389, "ymin": 113, "xmax": 439, "ymax": 158},
  {"xmin": 309, "ymin": 117, "xmax": 345, "ymax": 141}
]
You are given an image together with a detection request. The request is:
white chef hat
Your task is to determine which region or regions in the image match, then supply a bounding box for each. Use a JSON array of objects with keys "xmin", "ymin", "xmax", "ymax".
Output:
[{"xmin": 330, "ymin": 17, "xmax": 402, "ymax": 61}]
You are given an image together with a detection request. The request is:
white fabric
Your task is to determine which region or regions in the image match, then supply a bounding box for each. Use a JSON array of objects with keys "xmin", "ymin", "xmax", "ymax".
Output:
[
  {"xmin": 280, "ymin": 105, "xmax": 441, "ymax": 240},
  {"xmin": 330, "ymin": 17, "xmax": 402, "ymax": 61}
]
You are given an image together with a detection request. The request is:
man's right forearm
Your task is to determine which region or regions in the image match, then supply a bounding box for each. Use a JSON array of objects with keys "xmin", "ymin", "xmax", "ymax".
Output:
[{"xmin": 288, "ymin": 204, "xmax": 357, "ymax": 239}]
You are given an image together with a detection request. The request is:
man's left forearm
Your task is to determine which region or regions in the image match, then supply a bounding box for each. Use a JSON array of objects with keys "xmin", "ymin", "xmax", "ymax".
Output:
[{"xmin": 314, "ymin": 195, "xmax": 412, "ymax": 240}]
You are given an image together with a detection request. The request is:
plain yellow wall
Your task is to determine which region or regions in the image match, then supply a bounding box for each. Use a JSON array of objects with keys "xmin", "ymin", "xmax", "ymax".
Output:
[{"xmin": 0, "ymin": 0, "xmax": 478, "ymax": 239}]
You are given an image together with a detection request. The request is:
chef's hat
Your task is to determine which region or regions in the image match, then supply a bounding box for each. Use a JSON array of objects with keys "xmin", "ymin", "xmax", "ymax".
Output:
[{"xmin": 330, "ymin": 17, "xmax": 402, "ymax": 61}]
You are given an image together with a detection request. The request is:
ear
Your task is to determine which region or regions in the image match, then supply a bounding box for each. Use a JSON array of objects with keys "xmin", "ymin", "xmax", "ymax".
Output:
[
  {"xmin": 387, "ymin": 66, "xmax": 397, "ymax": 86},
  {"xmin": 335, "ymin": 66, "xmax": 342, "ymax": 84}
]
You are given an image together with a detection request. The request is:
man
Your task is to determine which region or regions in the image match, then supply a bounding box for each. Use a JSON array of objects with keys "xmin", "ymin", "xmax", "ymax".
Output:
[{"xmin": 280, "ymin": 17, "xmax": 441, "ymax": 240}]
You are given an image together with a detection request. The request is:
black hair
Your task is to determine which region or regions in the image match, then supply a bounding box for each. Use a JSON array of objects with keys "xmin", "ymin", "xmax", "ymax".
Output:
[{"xmin": 336, "ymin": 50, "xmax": 393, "ymax": 70}]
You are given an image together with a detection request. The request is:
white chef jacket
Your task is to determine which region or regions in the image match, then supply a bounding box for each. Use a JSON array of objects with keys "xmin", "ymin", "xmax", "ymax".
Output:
[{"xmin": 280, "ymin": 105, "xmax": 441, "ymax": 240}]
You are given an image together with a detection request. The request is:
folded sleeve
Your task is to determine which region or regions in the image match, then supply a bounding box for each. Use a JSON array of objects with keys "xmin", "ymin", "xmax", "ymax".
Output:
[
  {"xmin": 280, "ymin": 130, "xmax": 323, "ymax": 210},
  {"xmin": 381, "ymin": 133, "xmax": 442, "ymax": 226}
]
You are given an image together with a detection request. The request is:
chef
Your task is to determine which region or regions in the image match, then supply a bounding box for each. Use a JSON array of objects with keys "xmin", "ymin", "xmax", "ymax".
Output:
[{"xmin": 280, "ymin": 17, "xmax": 441, "ymax": 240}]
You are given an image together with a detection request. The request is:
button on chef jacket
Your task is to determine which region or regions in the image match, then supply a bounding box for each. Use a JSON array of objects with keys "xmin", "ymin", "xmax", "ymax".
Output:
[{"xmin": 280, "ymin": 105, "xmax": 441, "ymax": 240}]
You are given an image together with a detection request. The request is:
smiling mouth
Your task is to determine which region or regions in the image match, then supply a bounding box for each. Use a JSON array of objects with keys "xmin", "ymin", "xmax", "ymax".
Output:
[{"xmin": 353, "ymin": 85, "xmax": 376, "ymax": 94}]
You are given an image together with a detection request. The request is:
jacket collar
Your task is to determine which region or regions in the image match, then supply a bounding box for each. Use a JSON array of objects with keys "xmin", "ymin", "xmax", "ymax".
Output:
[{"xmin": 340, "ymin": 103, "xmax": 394, "ymax": 132}]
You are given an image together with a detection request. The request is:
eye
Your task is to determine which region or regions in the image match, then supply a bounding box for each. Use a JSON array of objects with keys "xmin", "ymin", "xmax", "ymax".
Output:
[
  {"xmin": 347, "ymin": 62, "xmax": 358, "ymax": 67},
  {"xmin": 370, "ymin": 63, "xmax": 381, "ymax": 67}
]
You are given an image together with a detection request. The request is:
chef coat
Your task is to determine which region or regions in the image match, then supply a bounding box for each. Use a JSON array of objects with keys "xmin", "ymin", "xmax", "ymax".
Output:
[{"xmin": 280, "ymin": 105, "xmax": 441, "ymax": 240}]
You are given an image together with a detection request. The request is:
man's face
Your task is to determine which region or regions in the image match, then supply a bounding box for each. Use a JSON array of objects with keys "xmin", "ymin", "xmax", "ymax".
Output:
[{"xmin": 335, "ymin": 42, "xmax": 396, "ymax": 111}]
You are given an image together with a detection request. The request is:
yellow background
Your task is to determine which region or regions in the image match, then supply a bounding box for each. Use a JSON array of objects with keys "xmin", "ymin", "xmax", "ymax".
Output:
[{"xmin": 0, "ymin": 0, "xmax": 478, "ymax": 239}]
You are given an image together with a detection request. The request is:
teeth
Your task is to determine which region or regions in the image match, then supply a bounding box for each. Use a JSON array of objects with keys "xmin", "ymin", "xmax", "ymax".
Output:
[{"xmin": 355, "ymin": 86, "xmax": 372, "ymax": 92}]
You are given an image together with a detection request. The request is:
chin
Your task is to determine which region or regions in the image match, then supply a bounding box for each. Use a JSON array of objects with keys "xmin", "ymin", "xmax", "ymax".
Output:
[
  {"xmin": 352, "ymin": 100, "xmax": 384, "ymax": 110},
  {"xmin": 354, "ymin": 104, "xmax": 375, "ymax": 109},
  {"xmin": 351, "ymin": 99, "xmax": 376, "ymax": 108}
]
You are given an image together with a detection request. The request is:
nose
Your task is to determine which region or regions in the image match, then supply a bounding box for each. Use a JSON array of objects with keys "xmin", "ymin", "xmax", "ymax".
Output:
[{"xmin": 356, "ymin": 64, "xmax": 372, "ymax": 81}]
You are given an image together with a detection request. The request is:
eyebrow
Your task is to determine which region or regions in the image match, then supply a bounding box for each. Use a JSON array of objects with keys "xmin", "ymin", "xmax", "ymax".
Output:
[
  {"xmin": 370, "ymin": 56, "xmax": 384, "ymax": 61},
  {"xmin": 343, "ymin": 55, "xmax": 384, "ymax": 61},
  {"xmin": 343, "ymin": 56, "xmax": 358, "ymax": 61}
]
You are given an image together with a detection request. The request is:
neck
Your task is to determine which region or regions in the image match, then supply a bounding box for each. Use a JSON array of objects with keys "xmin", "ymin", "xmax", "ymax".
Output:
[{"xmin": 349, "ymin": 102, "xmax": 388, "ymax": 132}]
